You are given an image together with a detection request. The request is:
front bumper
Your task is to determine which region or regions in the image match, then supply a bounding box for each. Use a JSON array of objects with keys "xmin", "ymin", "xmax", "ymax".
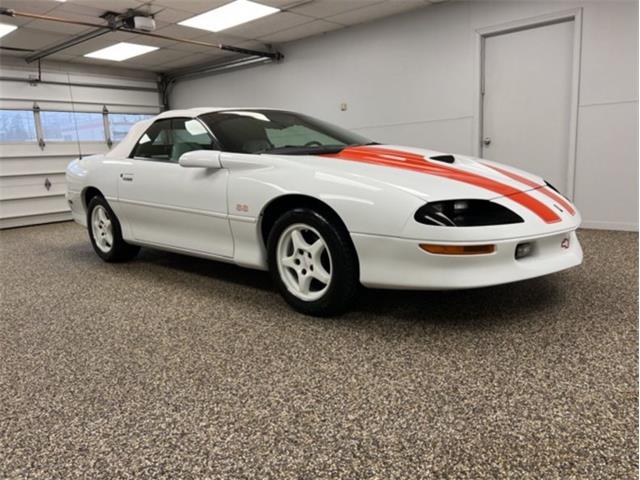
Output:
[
  {"xmin": 351, "ymin": 229, "xmax": 583, "ymax": 290},
  {"xmin": 65, "ymin": 189, "xmax": 87, "ymax": 227}
]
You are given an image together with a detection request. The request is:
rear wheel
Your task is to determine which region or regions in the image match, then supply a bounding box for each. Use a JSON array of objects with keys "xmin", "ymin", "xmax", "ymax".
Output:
[
  {"xmin": 267, "ymin": 208, "xmax": 358, "ymax": 316},
  {"xmin": 87, "ymin": 196, "xmax": 139, "ymax": 262}
]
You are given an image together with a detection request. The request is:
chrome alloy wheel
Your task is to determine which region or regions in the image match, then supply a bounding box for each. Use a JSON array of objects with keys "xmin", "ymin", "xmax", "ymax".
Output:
[
  {"xmin": 91, "ymin": 205, "xmax": 114, "ymax": 253},
  {"xmin": 276, "ymin": 223, "xmax": 333, "ymax": 301}
]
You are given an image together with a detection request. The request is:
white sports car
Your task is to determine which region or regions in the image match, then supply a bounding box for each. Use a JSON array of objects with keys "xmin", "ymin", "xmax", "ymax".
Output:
[{"xmin": 66, "ymin": 108, "xmax": 583, "ymax": 315}]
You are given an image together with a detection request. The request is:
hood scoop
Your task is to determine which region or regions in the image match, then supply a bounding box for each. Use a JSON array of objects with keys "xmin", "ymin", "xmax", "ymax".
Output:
[{"xmin": 429, "ymin": 154, "xmax": 455, "ymax": 164}]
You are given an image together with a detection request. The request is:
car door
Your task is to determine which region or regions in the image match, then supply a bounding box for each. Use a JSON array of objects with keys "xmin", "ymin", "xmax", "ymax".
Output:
[{"xmin": 117, "ymin": 117, "xmax": 233, "ymax": 258}]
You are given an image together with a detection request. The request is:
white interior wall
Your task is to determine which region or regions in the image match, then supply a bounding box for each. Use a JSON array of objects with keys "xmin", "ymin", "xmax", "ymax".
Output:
[
  {"xmin": 171, "ymin": 0, "xmax": 639, "ymax": 231},
  {"xmin": 0, "ymin": 57, "xmax": 161, "ymax": 228}
]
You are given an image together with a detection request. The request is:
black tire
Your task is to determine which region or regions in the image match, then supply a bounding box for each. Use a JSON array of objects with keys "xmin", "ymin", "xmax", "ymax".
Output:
[
  {"xmin": 87, "ymin": 196, "xmax": 140, "ymax": 262},
  {"xmin": 267, "ymin": 208, "xmax": 359, "ymax": 316}
]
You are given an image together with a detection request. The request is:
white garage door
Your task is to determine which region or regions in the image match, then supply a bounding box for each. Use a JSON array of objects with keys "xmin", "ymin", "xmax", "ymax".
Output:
[{"xmin": 0, "ymin": 66, "xmax": 160, "ymax": 229}]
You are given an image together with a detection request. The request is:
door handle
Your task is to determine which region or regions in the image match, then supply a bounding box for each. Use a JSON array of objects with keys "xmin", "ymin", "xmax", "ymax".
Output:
[
  {"xmin": 120, "ymin": 173, "xmax": 134, "ymax": 182},
  {"xmin": 483, "ymin": 137, "xmax": 492, "ymax": 146}
]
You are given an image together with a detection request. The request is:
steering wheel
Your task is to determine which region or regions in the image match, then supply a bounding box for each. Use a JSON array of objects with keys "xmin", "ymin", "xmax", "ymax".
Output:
[{"xmin": 304, "ymin": 140, "xmax": 323, "ymax": 147}]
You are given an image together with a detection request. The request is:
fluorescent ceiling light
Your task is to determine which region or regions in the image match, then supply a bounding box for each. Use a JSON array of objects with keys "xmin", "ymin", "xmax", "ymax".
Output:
[
  {"xmin": 179, "ymin": 0, "xmax": 280, "ymax": 33},
  {"xmin": 84, "ymin": 42, "xmax": 158, "ymax": 62},
  {"xmin": 0, "ymin": 23, "xmax": 17, "ymax": 39}
]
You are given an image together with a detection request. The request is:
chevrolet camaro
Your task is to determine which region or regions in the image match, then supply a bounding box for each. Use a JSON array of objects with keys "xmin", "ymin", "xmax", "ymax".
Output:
[{"xmin": 66, "ymin": 108, "xmax": 583, "ymax": 315}]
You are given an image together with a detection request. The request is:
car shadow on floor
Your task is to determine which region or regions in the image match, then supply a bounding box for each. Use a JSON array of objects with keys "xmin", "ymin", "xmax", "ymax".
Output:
[
  {"xmin": 134, "ymin": 246, "xmax": 274, "ymax": 291},
  {"xmin": 126, "ymin": 245, "xmax": 564, "ymax": 327},
  {"xmin": 355, "ymin": 278, "xmax": 563, "ymax": 326}
]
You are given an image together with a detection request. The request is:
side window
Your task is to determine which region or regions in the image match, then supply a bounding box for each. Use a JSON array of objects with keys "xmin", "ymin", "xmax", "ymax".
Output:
[
  {"xmin": 132, "ymin": 119, "xmax": 172, "ymax": 161},
  {"xmin": 169, "ymin": 118, "xmax": 214, "ymax": 162}
]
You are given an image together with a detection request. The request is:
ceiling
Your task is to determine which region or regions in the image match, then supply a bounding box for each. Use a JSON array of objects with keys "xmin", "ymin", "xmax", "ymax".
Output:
[{"xmin": 0, "ymin": 0, "xmax": 434, "ymax": 73}]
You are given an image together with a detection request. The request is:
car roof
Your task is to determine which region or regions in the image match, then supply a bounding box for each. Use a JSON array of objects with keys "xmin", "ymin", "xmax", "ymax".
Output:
[
  {"xmin": 155, "ymin": 107, "xmax": 284, "ymax": 119},
  {"xmin": 105, "ymin": 107, "xmax": 287, "ymax": 158}
]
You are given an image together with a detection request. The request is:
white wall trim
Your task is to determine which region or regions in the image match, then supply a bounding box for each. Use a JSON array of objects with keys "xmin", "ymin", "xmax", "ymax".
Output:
[
  {"xmin": 581, "ymin": 221, "xmax": 639, "ymax": 232},
  {"xmin": 0, "ymin": 212, "xmax": 72, "ymax": 230},
  {"xmin": 349, "ymin": 114, "xmax": 474, "ymax": 132},
  {"xmin": 580, "ymin": 98, "xmax": 638, "ymax": 108},
  {"xmin": 473, "ymin": 8, "xmax": 584, "ymax": 200}
]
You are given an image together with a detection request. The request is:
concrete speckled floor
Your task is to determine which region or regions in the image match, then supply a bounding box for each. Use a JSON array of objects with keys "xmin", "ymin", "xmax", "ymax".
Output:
[{"xmin": 0, "ymin": 223, "xmax": 637, "ymax": 479}]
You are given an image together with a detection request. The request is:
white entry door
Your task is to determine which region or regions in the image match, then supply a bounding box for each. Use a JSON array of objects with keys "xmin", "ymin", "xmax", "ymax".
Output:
[{"xmin": 482, "ymin": 20, "xmax": 574, "ymax": 193}]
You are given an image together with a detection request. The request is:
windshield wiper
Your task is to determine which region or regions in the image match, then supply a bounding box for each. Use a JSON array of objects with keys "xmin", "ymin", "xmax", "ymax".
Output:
[
  {"xmin": 260, "ymin": 144, "xmax": 347, "ymax": 155},
  {"xmin": 259, "ymin": 141, "xmax": 380, "ymax": 155}
]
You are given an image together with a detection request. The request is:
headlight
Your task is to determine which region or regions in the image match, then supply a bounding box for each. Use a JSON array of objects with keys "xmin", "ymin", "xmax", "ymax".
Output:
[{"xmin": 414, "ymin": 199, "xmax": 524, "ymax": 227}]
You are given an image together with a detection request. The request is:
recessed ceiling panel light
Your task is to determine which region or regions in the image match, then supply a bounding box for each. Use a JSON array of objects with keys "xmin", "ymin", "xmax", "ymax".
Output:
[
  {"xmin": 0, "ymin": 23, "xmax": 18, "ymax": 39},
  {"xmin": 179, "ymin": 0, "xmax": 280, "ymax": 33},
  {"xmin": 84, "ymin": 42, "xmax": 158, "ymax": 62}
]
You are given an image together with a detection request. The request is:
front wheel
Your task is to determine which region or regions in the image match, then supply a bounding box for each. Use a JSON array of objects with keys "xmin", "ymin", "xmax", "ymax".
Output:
[
  {"xmin": 87, "ymin": 196, "xmax": 140, "ymax": 262},
  {"xmin": 267, "ymin": 208, "xmax": 359, "ymax": 316}
]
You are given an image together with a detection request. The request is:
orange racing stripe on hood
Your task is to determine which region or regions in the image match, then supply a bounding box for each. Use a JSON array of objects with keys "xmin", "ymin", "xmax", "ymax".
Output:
[
  {"xmin": 481, "ymin": 163, "xmax": 576, "ymax": 216},
  {"xmin": 321, "ymin": 146, "xmax": 561, "ymax": 224}
]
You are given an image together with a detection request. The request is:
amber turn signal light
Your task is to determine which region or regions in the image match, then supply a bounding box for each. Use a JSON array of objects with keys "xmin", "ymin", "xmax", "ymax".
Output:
[{"xmin": 419, "ymin": 243, "xmax": 496, "ymax": 255}]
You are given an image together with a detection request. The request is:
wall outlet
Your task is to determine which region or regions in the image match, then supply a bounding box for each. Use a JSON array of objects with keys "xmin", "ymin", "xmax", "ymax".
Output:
[{"xmin": 340, "ymin": 102, "xmax": 347, "ymax": 111}]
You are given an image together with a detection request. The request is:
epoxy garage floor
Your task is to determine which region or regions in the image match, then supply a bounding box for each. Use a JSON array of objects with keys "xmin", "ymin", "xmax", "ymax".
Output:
[{"xmin": 1, "ymin": 223, "xmax": 637, "ymax": 479}]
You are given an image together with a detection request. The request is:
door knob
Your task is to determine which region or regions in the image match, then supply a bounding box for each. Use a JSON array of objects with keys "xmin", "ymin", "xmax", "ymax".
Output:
[{"xmin": 483, "ymin": 137, "xmax": 492, "ymax": 146}]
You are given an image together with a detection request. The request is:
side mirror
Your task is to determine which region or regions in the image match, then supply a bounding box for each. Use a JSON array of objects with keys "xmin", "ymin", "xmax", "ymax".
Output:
[{"xmin": 179, "ymin": 150, "xmax": 222, "ymax": 169}]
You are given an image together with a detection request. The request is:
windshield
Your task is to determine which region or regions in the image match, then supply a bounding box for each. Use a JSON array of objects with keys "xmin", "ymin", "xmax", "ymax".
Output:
[{"xmin": 198, "ymin": 109, "xmax": 373, "ymax": 155}]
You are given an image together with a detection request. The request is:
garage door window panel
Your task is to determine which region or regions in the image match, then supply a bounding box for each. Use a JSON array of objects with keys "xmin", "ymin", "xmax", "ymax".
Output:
[
  {"xmin": 41, "ymin": 111, "xmax": 105, "ymax": 142},
  {"xmin": 0, "ymin": 110, "xmax": 37, "ymax": 143}
]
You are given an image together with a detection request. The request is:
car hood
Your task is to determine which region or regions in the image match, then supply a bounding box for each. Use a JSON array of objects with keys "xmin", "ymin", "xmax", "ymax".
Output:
[{"xmin": 289, "ymin": 144, "xmax": 547, "ymax": 203}]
